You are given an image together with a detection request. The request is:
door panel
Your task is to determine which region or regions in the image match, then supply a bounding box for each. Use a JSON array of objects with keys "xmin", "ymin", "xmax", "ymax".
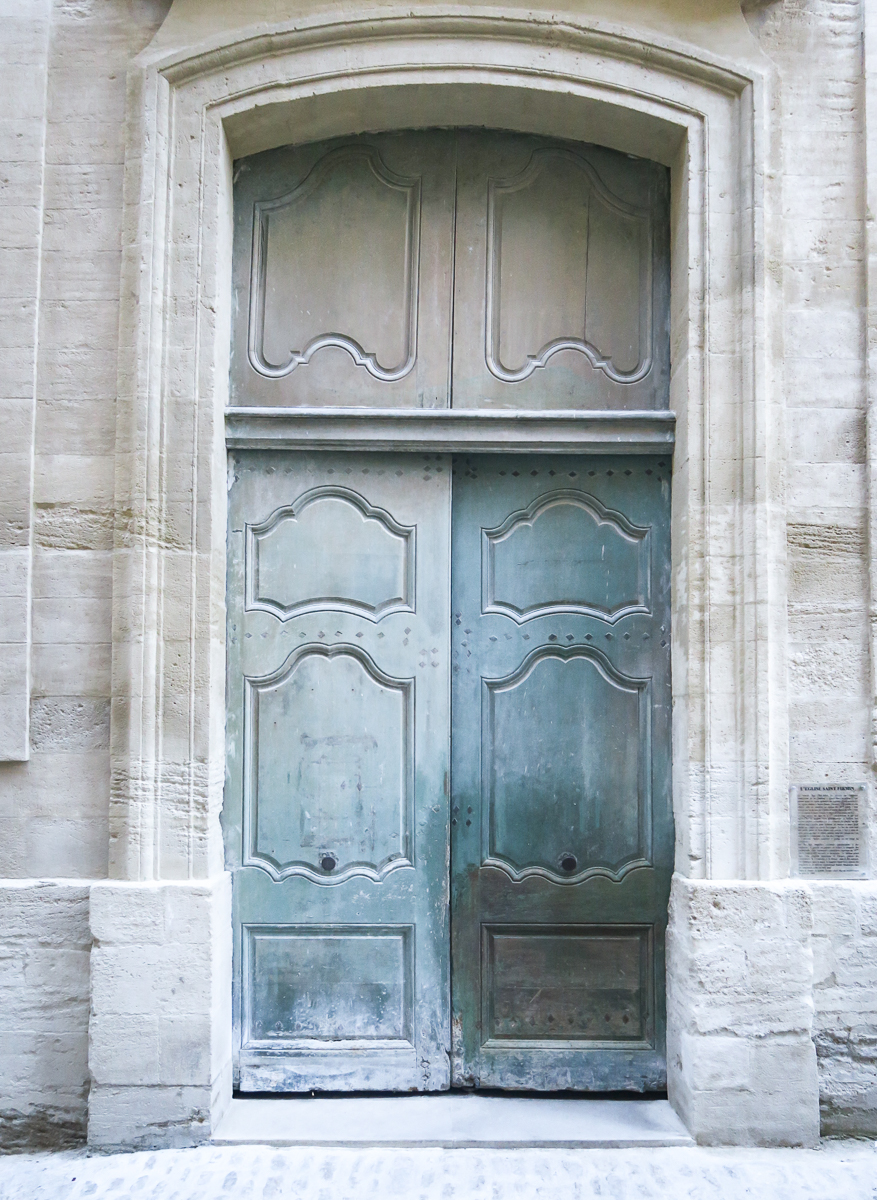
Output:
[
  {"xmin": 451, "ymin": 133, "xmax": 670, "ymax": 410},
  {"xmin": 483, "ymin": 925, "xmax": 653, "ymax": 1044},
  {"xmin": 231, "ymin": 132, "xmax": 457, "ymax": 409},
  {"xmin": 450, "ymin": 455, "xmax": 672, "ymax": 1091},
  {"xmin": 231, "ymin": 129, "xmax": 669, "ymax": 413},
  {"xmin": 484, "ymin": 649, "xmax": 649, "ymax": 878},
  {"xmin": 226, "ymin": 451, "xmax": 451, "ymax": 1091}
]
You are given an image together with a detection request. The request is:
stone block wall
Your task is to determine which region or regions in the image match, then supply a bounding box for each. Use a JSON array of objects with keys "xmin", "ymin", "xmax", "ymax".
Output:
[
  {"xmin": 87, "ymin": 879, "xmax": 232, "ymax": 1151},
  {"xmin": 0, "ymin": 883, "xmax": 91, "ymax": 1148},
  {"xmin": 744, "ymin": 0, "xmax": 875, "ymax": 1134},
  {"xmin": 811, "ymin": 884, "xmax": 877, "ymax": 1134},
  {"xmin": 0, "ymin": 0, "xmax": 49, "ymax": 762},
  {"xmin": 4, "ymin": 0, "xmax": 173, "ymax": 879},
  {"xmin": 0, "ymin": 0, "xmax": 171, "ymax": 1150}
]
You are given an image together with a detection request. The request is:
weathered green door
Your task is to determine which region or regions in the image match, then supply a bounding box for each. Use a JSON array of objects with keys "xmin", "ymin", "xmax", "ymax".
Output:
[
  {"xmin": 226, "ymin": 451, "xmax": 451, "ymax": 1091},
  {"xmin": 450, "ymin": 455, "xmax": 672, "ymax": 1090},
  {"xmin": 226, "ymin": 125, "xmax": 673, "ymax": 1094}
]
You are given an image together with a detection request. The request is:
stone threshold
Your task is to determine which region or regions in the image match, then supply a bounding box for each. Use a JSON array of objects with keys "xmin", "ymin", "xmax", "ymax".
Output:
[{"xmin": 212, "ymin": 1094, "xmax": 693, "ymax": 1148}]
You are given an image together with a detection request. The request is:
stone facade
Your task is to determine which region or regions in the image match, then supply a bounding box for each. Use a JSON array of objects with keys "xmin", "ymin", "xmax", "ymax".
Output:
[{"xmin": 1, "ymin": 0, "xmax": 876, "ymax": 1150}]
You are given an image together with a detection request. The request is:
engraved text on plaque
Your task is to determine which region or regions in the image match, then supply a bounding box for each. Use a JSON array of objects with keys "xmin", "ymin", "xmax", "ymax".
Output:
[{"xmin": 791, "ymin": 785, "xmax": 867, "ymax": 879}]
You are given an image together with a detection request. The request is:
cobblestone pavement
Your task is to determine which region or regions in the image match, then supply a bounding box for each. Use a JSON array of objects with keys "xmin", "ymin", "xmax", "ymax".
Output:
[{"xmin": 1, "ymin": 1143, "xmax": 877, "ymax": 1200}]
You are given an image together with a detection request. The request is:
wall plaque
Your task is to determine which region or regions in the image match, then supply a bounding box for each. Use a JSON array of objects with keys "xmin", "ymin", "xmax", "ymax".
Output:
[{"xmin": 791, "ymin": 785, "xmax": 868, "ymax": 879}]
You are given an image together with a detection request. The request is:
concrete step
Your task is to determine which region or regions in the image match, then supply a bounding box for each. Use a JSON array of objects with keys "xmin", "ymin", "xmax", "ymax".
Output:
[{"xmin": 212, "ymin": 1094, "xmax": 693, "ymax": 1147}]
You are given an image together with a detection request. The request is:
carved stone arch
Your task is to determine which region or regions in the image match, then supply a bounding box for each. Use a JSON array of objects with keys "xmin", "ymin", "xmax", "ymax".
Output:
[
  {"xmin": 114, "ymin": 20, "xmax": 779, "ymax": 881},
  {"xmin": 95, "ymin": 6, "xmax": 800, "ymax": 1148}
]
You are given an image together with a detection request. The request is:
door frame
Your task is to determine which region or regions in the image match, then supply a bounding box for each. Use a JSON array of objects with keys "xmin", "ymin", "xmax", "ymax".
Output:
[{"xmin": 92, "ymin": 8, "xmax": 800, "ymax": 1146}]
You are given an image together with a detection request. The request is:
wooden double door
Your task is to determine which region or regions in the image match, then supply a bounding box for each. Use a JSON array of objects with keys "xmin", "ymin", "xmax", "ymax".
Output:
[
  {"xmin": 226, "ymin": 450, "xmax": 671, "ymax": 1093},
  {"xmin": 224, "ymin": 127, "xmax": 673, "ymax": 1093}
]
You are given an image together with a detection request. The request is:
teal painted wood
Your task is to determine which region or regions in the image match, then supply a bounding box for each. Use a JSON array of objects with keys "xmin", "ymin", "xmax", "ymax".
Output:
[
  {"xmin": 450, "ymin": 132, "xmax": 670, "ymax": 411},
  {"xmin": 231, "ymin": 130, "xmax": 669, "ymax": 415},
  {"xmin": 450, "ymin": 455, "xmax": 673, "ymax": 1091},
  {"xmin": 230, "ymin": 132, "xmax": 456, "ymax": 410},
  {"xmin": 225, "ymin": 451, "xmax": 452, "ymax": 1092}
]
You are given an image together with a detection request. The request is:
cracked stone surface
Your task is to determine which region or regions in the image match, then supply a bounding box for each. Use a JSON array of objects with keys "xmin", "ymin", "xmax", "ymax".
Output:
[{"xmin": 1, "ymin": 1144, "xmax": 877, "ymax": 1200}]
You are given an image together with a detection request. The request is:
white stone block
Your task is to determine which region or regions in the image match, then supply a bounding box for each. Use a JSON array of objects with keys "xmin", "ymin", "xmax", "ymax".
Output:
[
  {"xmin": 35, "ymin": 400, "xmax": 115, "ymax": 455},
  {"xmin": 89, "ymin": 883, "xmax": 166, "ymax": 946},
  {"xmin": 159, "ymin": 1016, "xmax": 214, "ymax": 1087},
  {"xmin": 17, "ymin": 812, "xmax": 109, "ymax": 880},
  {"xmin": 787, "ymin": 463, "xmax": 866, "ymax": 512},
  {"xmin": 90, "ymin": 945, "xmax": 212, "ymax": 1017},
  {"xmin": 87, "ymin": 1082, "xmax": 219, "ymax": 1151},
  {"xmin": 29, "ymin": 696, "xmax": 110, "ymax": 751},
  {"xmin": 668, "ymin": 878, "xmax": 819, "ymax": 1144},
  {"xmin": 31, "ymin": 643, "xmax": 112, "ymax": 696},
  {"xmin": 0, "ymin": 882, "xmax": 90, "ymax": 1149},
  {"xmin": 88, "ymin": 877, "xmax": 232, "ymax": 1149},
  {"xmin": 89, "ymin": 1014, "xmax": 160, "ymax": 1086},
  {"xmin": 681, "ymin": 1033, "xmax": 750, "ymax": 1092},
  {"xmin": 33, "ymin": 454, "xmax": 114, "ymax": 506},
  {"xmin": 857, "ymin": 889, "xmax": 877, "ymax": 937},
  {"xmin": 0, "ymin": 693, "xmax": 28, "ymax": 761}
]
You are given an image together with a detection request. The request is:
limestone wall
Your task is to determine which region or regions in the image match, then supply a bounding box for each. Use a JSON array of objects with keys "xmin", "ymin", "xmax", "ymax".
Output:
[
  {"xmin": 0, "ymin": 883, "xmax": 91, "ymax": 1148},
  {"xmin": 0, "ymin": 0, "xmax": 172, "ymax": 879},
  {"xmin": 743, "ymin": 0, "xmax": 877, "ymax": 1134},
  {"xmin": 0, "ymin": 0, "xmax": 170, "ymax": 1147}
]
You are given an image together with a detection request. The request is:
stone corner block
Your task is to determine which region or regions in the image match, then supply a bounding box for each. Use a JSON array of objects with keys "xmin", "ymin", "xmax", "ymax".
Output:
[
  {"xmin": 87, "ymin": 1059, "xmax": 232, "ymax": 1151},
  {"xmin": 667, "ymin": 875, "xmax": 819, "ymax": 1146},
  {"xmin": 89, "ymin": 874, "xmax": 231, "ymax": 946},
  {"xmin": 87, "ymin": 877, "xmax": 232, "ymax": 1149}
]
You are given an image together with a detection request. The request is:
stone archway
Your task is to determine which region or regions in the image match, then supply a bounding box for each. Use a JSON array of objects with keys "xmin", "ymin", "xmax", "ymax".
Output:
[{"xmin": 87, "ymin": 6, "xmax": 815, "ymax": 1148}]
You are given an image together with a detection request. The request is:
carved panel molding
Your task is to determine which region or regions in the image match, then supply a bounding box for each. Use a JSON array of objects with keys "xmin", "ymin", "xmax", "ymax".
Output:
[
  {"xmin": 482, "ymin": 924, "xmax": 654, "ymax": 1047},
  {"xmin": 248, "ymin": 144, "xmax": 422, "ymax": 383},
  {"xmin": 244, "ymin": 644, "xmax": 414, "ymax": 884},
  {"xmin": 242, "ymin": 923, "xmax": 415, "ymax": 1048},
  {"xmin": 481, "ymin": 644, "xmax": 652, "ymax": 884},
  {"xmin": 485, "ymin": 148, "xmax": 654, "ymax": 385},
  {"xmin": 245, "ymin": 485, "xmax": 415, "ymax": 621},
  {"xmin": 482, "ymin": 487, "xmax": 651, "ymax": 623}
]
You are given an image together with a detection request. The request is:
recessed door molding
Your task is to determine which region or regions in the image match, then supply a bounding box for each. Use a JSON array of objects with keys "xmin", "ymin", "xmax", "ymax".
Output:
[{"xmin": 115, "ymin": 4, "xmax": 782, "ymax": 883}]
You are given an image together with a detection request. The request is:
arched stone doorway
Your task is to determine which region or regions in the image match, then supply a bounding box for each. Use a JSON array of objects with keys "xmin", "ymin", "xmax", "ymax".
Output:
[{"xmin": 89, "ymin": 6, "xmax": 815, "ymax": 1147}]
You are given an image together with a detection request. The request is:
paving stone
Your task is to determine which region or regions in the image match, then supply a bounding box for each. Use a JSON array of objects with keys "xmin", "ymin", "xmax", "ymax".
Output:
[{"xmin": 1, "ymin": 1144, "xmax": 877, "ymax": 1200}]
